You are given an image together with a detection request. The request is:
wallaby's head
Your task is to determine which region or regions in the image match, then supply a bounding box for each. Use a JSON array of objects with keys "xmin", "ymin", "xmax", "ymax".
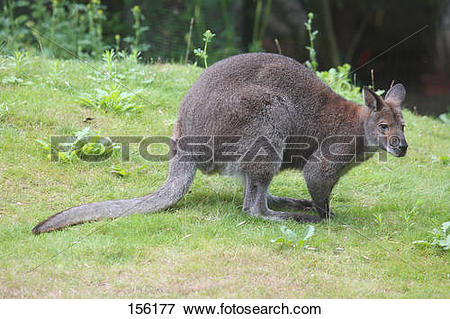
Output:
[{"xmin": 363, "ymin": 84, "xmax": 408, "ymax": 157}]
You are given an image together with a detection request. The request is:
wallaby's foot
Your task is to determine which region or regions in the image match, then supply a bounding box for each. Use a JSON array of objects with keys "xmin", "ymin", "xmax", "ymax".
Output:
[
  {"xmin": 260, "ymin": 209, "xmax": 322, "ymax": 223},
  {"xmin": 267, "ymin": 193, "xmax": 313, "ymax": 210},
  {"xmin": 313, "ymin": 202, "xmax": 335, "ymax": 219},
  {"xmin": 243, "ymin": 178, "xmax": 258, "ymax": 212},
  {"xmin": 242, "ymin": 205, "xmax": 323, "ymax": 223},
  {"xmin": 243, "ymin": 175, "xmax": 321, "ymax": 223}
]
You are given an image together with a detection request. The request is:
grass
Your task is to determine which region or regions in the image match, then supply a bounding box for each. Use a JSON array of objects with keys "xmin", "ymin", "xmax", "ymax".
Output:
[{"xmin": 0, "ymin": 55, "xmax": 449, "ymax": 298}]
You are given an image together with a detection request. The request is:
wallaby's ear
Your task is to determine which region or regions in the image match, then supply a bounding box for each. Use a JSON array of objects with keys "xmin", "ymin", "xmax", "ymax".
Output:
[
  {"xmin": 385, "ymin": 83, "xmax": 406, "ymax": 106},
  {"xmin": 363, "ymin": 86, "xmax": 383, "ymax": 112}
]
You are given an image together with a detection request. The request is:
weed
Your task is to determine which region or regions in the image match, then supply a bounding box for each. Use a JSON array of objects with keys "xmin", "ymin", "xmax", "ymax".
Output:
[
  {"xmin": 430, "ymin": 154, "xmax": 450, "ymax": 166},
  {"xmin": 1, "ymin": 50, "xmax": 32, "ymax": 85},
  {"xmin": 0, "ymin": 0, "xmax": 107, "ymax": 58},
  {"xmin": 303, "ymin": 12, "xmax": 384, "ymax": 104},
  {"xmin": 438, "ymin": 112, "xmax": 450, "ymax": 125},
  {"xmin": 194, "ymin": 30, "xmax": 215, "ymax": 68},
  {"xmin": 413, "ymin": 222, "xmax": 450, "ymax": 251},
  {"xmin": 111, "ymin": 164, "xmax": 132, "ymax": 177},
  {"xmin": 111, "ymin": 164, "xmax": 151, "ymax": 178},
  {"xmin": 304, "ymin": 12, "xmax": 319, "ymax": 71},
  {"xmin": 86, "ymin": 0, "xmax": 105, "ymax": 57},
  {"xmin": 85, "ymin": 49, "xmax": 147, "ymax": 85},
  {"xmin": 79, "ymin": 86, "xmax": 142, "ymax": 115},
  {"xmin": 373, "ymin": 213, "xmax": 384, "ymax": 228},
  {"xmin": 121, "ymin": 49, "xmax": 142, "ymax": 65},
  {"xmin": 9, "ymin": 49, "xmax": 28, "ymax": 72},
  {"xmin": 271, "ymin": 225, "xmax": 315, "ymax": 249},
  {"xmin": 402, "ymin": 199, "xmax": 423, "ymax": 230},
  {"xmin": 249, "ymin": 0, "xmax": 272, "ymax": 52},
  {"xmin": 102, "ymin": 49, "xmax": 118, "ymax": 79},
  {"xmin": 36, "ymin": 127, "xmax": 119, "ymax": 162},
  {"xmin": 0, "ymin": 0, "xmax": 32, "ymax": 51},
  {"xmin": 439, "ymin": 156, "xmax": 449, "ymax": 166},
  {"xmin": 0, "ymin": 102, "xmax": 8, "ymax": 121},
  {"xmin": 124, "ymin": 5, "xmax": 150, "ymax": 54},
  {"xmin": 316, "ymin": 64, "xmax": 362, "ymax": 102}
]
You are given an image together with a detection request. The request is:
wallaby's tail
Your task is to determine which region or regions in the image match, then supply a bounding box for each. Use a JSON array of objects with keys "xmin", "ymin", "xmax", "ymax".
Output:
[{"xmin": 32, "ymin": 158, "xmax": 196, "ymax": 234}]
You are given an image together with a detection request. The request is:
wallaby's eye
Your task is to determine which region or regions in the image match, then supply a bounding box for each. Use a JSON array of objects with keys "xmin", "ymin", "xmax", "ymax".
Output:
[{"xmin": 378, "ymin": 123, "xmax": 389, "ymax": 132}]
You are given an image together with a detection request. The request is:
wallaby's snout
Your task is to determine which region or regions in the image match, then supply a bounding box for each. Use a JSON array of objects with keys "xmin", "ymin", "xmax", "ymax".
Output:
[
  {"xmin": 398, "ymin": 140, "xmax": 408, "ymax": 156},
  {"xmin": 388, "ymin": 134, "xmax": 408, "ymax": 157}
]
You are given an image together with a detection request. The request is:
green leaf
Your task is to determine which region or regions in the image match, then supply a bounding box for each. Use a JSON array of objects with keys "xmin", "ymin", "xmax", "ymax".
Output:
[
  {"xmin": 111, "ymin": 165, "xmax": 131, "ymax": 177},
  {"xmin": 270, "ymin": 237, "xmax": 285, "ymax": 244},
  {"xmin": 302, "ymin": 225, "xmax": 315, "ymax": 241},
  {"xmin": 280, "ymin": 226, "xmax": 298, "ymax": 243},
  {"xmin": 438, "ymin": 113, "xmax": 450, "ymax": 125},
  {"xmin": 35, "ymin": 139, "xmax": 50, "ymax": 149},
  {"xmin": 442, "ymin": 235, "xmax": 450, "ymax": 250},
  {"xmin": 412, "ymin": 240, "xmax": 431, "ymax": 247},
  {"xmin": 297, "ymin": 239, "xmax": 305, "ymax": 248},
  {"xmin": 75, "ymin": 127, "xmax": 92, "ymax": 139},
  {"xmin": 16, "ymin": 1, "xmax": 30, "ymax": 7},
  {"xmin": 441, "ymin": 222, "xmax": 450, "ymax": 234},
  {"xmin": 440, "ymin": 156, "xmax": 450, "ymax": 166}
]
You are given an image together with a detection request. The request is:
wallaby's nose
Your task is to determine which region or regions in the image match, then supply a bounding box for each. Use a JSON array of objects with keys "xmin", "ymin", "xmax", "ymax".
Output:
[{"xmin": 399, "ymin": 143, "xmax": 408, "ymax": 152}]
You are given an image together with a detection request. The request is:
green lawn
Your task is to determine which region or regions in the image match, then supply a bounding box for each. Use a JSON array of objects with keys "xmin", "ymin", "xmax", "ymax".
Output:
[{"xmin": 0, "ymin": 55, "xmax": 449, "ymax": 298}]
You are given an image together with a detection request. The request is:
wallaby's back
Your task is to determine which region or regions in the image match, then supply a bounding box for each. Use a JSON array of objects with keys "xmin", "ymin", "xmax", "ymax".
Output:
[{"xmin": 178, "ymin": 53, "xmax": 337, "ymax": 139}]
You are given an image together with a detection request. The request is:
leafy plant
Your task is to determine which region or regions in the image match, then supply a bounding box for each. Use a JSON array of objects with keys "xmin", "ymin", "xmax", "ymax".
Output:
[
  {"xmin": 36, "ymin": 127, "xmax": 118, "ymax": 162},
  {"xmin": 123, "ymin": 5, "xmax": 150, "ymax": 54},
  {"xmin": 438, "ymin": 113, "xmax": 450, "ymax": 125},
  {"xmin": 111, "ymin": 164, "xmax": 150, "ymax": 177},
  {"xmin": 79, "ymin": 86, "xmax": 142, "ymax": 115},
  {"xmin": 413, "ymin": 222, "xmax": 450, "ymax": 251},
  {"xmin": 84, "ymin": 49, "xmax": 148, "ymax": 86},
  {"xmin": 304, "ymin": 12, "xmax": 319, "ymax": 71},
  {"xmin": 0, "ymin": 0, "xmax": 32, "ymax": 51},
  {"xmin": 271, "ymin": 225, "xmax": 315, "ymax": 249},
  {"xmin": 249, "ymin": 0, "xmax": 272, "ymax": 52},
  {"xmin": 373, "ymin": 213, "xmax": 384, "ymax": 228},
  {"xmin": 0, "ymin": 0, "xmax": 109, "ymax": 58},
  {"xmin": 8, "ymin": 49, "xmax": 28, "ymax": 72},
  {"xmin": 194, "ymin": 30, "xmax": 215, "ymax": 68},
  {"xmin": 303, "ymin": 12, "xmax": 384, "ymax": 105},
  {"xmin": 86, "ymin": 0, "xmax": 105, "ymax": 57},
  {"xmin": 430, "ymin": 154, "xmax": 450, "ymax": 166},
  {"xmin": 0, "ymin": 102, "xmax": 8, "ymax": 121},
  {"xmin": 402, "ymin": 199, "xmax": 423, "ymax": 230},
  {"xmin": 316, "ymin": 64, "xmax": 363, "ymax": 103},
  {"xmin": 102, "ymin": 49, "xmax": 118, "ymax": 79},
  {"xmin": 439, "ymin": 155, "xmax": 449, "ymax": 166},
  {"xmin": 110, "ymin": 164, "xmax": 131, "ymax": 177},
  {"xmin": 1, "ymin": 50, "xmax": 32, "ymax": 85}
]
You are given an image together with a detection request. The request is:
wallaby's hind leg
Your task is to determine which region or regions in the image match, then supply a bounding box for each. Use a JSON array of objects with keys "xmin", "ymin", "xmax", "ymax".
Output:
[
  {"xmin": 243, "ymin": 177, "xmax": 321, "ymax": 223},
  {"xmin": 267, "ymin": 193, "xmax": 313, "ymax": 210},
  {"xmin": 303, "ymin": 157, "xmax": 340, "ymax": 219},
  {"xmin": 243, "ymin": 176, "xmax": 257, "ymax": 213}
]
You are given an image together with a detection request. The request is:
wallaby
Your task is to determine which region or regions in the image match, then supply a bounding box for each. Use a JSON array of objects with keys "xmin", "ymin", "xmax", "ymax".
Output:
[{"xmin": 32, "ymin": 53, "xmax": 408, "ymax": 234}]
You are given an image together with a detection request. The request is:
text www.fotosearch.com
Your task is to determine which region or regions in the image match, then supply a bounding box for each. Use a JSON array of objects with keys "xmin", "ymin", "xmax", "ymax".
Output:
[{"xmin": 182, "ymin": 302, "xmax": 321, "ymax": 315}]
